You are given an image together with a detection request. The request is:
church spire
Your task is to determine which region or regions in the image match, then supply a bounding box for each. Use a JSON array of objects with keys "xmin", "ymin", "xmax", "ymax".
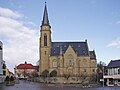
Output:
[{"xmin": 42, "ymin": 2, "xmax": 50, "ymax": 26}]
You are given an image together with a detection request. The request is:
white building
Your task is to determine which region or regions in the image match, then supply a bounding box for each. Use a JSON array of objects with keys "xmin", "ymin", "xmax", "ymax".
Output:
[
  {"xmin": 0, "ymin": 41, "xmax": 6, "ymax": 83},
  {"xmin": 104, "ymin": 59, "xmax": 120, "ymax": 86}
]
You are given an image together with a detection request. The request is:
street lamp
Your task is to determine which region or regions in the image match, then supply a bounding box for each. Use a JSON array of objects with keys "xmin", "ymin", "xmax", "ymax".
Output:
[{"xmin": 103, "ymin": 66, "xmax": 104, "ymax": 89}]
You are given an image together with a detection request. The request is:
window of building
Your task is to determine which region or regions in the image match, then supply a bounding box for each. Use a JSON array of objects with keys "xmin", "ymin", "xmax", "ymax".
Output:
[
  {"xmin": 67, "ymin": 55, "xmax": 74, "ymax": 67},
  {"xmin": 64, "ymin": 45, "xmax": 66, "ymax": 47},
  {"xmin": 78, "ymin": 45, "xmax": 80, "ymax": 47},
  {"xmin": 44, "ymin": 34, "xmax": 47, "ymax": 46},
  {"xmin": 53, "ymin": 59, "xmax": 57, "ymax": 68},
  {"xmin": 83, "ymin": 59, "xmax": 87, "ymax": 67},
  {"xmin": 114, "ymin": 68, "xmax": 118, "ymax": 75},
  {"xmin": 118, "ymin": 68, "xmax": 120, "ymax": 74},
  {"xmin": 2, "ymin": 64, "xmax": 6, "ymax": 69},
  {"xmin": 109, "ymin": 69, "xmax": 112, "ymax": 75},
  {"xmin": 84, "ymin": 69, "xmax": 86, "ymax": 72},
  {"xmin": 0, "ymin": 46, "xmax": 2, "ymax": 50},
  {"xmin": 3, "ymin": 71, "xmax": 6, "ymax": 75},
  {"xmin": 45, "ymin": 51, "xmax": 46, "ymax": 55},
  {"xmin": 93, "ymin": 69, "xmax": 95, "ymax": 72}
]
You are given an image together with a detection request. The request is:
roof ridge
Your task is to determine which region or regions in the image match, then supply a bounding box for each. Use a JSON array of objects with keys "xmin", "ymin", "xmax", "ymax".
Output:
[
  {"xmin": 52, "ymin": 41, "xmax": 86, "ymax": 43},
  {"xmin": 111, "ymin": 59, "xmax": 120, "ymax": 62}
]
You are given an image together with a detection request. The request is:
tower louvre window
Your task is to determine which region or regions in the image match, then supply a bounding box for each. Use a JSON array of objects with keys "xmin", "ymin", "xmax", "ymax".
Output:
[
  {"xmin": 44, "ymin": 34, "xmax": 47, "ymax": 46},
  {"xmin": 45, "ymin": 51, "xmax": 46, "ymax": 55}
]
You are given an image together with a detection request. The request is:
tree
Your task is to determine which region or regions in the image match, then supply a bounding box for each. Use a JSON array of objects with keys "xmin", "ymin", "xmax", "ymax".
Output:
[
  {"xmin": 64, "ymin": 74, "xmax": 70, "ymax": 80},
  {"xmin": 17, "ymin": 73, "xmax": 21, "ymax": 78},
  {"xmin": 90, "ymin": 73, "xmax": 97, "ymax": 83},
  {"xmin": 41, "ymin": 70, "xmax": 49, "ymax": 83},
  {"xmin": 97, "ymin": 61, "xmax": 106, "ymax": 70},
  {"xmin": 10, "ymin": 76, "xmax": 14, "ymax": 81},
  {"xmin": 97, "ymin": 61, "xmax": 106, "ymax": 84},
  {"xmin": 5, "ymin": 76, "xmax": 10, "ymax": 81},
  {"xmin": 32, "ymin": 72, "xmax": 39, "ymax": 77},
  {"xmin": 50, "ymin": 70, "xmax": 57, "ymax": 77},
  {"xmin": 41, "ymin": 69, "xmax": 49, "ymax": 77}
]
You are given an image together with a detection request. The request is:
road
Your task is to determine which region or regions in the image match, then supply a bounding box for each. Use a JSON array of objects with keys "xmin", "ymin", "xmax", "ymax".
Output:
[{"xmin": 0, "ymin": 80, "xmax": 120, "ymax": 90}]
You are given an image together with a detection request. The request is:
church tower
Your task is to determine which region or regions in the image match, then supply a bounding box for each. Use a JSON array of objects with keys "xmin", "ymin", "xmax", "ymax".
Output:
[{"xmin": 39, "ymin": 3, "xmax": 51, "ymax": 74}]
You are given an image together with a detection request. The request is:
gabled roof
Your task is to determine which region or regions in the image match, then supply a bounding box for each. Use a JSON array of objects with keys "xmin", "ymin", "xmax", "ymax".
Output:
[
  {"xmin": 50, "ymin": 41, "xmax": 89, "ymax": 56},
  {"xmin": 17, "ymin": 64, "xmax": 34, "ymax": 69},
  {"xmin": 108, "ymin": 59, "xmax": 120, "ymax": 68},
  {"xmin": 90, "ymin": 51, "xmax": 96, "ymax": 60}
]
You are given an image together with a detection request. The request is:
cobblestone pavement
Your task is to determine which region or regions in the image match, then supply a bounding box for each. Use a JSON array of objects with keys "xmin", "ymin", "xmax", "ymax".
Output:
[{"xmin": 0, "ymin": 80, "xmax": 120, "ymax": 90}]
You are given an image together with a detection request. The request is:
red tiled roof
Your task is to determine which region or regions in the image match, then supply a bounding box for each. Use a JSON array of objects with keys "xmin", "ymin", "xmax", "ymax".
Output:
[{"xmin": 17, "ymin": 64, "xmax": 34, "ymax": 69}]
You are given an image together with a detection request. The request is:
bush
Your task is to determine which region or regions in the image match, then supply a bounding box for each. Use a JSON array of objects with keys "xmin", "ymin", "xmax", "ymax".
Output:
[
  {"xmin": 50, "ymin": 70, "xmax": 57, "ymax": 77},
  {"xmin": 10, "ymin": 76, "xmax": 14, "ymax": 81},
  {"xmin": 5, "ymin": 76, "xmax": 10, "ymax": 81},
  {"xmin": 41, "ymin": 70, "xmax": 49, "ymax": 77}
]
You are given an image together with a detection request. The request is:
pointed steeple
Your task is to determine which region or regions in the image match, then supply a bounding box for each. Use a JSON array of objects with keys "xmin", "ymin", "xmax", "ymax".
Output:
[{"xmin": 42, "ymin": 2, "xmax": 50, "ymax": 26}]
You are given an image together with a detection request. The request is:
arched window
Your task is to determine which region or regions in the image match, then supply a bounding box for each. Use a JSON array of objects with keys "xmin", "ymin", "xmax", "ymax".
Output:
[
  {"xmin": 44, "ymin": 33, "xmax": 47, "ymax": 46},
  {"xmin": 83, "ymin": 59, "xmax": 87, "ymax": 67},
  {"xmin": 67, "ymin": 54, "xmax": 74, "ymax": 67},
  {"xmin": 53, "ymin": 59, "xmax": 57, "ymax": 68}
]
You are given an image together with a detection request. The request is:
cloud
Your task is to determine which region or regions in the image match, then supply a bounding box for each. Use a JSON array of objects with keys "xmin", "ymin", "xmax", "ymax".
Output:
[
  {"xmin": 0, "ymin": 7, "xmax": 23, "ymax": 19},
  {"xmin": 0, "ymin": 7, "xmax": 39, "ymax": 72},
  {"xmin": 27, "ymin": 21, "xmax": 37, "ymax": 26},
  {"xmin": 107, "ymin": 38, "xmax": 120, "ymax": 48}
]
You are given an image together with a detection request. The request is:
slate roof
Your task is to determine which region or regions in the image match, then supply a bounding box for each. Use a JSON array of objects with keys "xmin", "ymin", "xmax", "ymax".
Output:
[
  {"xmin": 42, "ymin": 3, "xmax": 50, "ymax": 26},
  {"xmin": 108, "ymin": 59, "xmax": 120, "ymax": 68},
  {"xmin": 50, "ymin": 42, "xmax": 89, "ymax": 56},
  {"xmin": 90, "ymin": 51, "xmax": 96, "ymax": 60}
]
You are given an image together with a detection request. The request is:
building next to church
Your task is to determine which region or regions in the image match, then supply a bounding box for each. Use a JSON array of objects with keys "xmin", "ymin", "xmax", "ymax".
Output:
[
  {"xmin": 104, "ymin": 59, "xmax": 120, "ymax": 86},
  {"xmin": 14, "ymin": 61, "xmax": 39, "ymax": 79},
  {"xmin": 39, "ymin": 3, "xmax": 97, "ymax": 83},
  {"xmin": 0, "ymin": 41, "xmax": 6, "ymax": 83}
]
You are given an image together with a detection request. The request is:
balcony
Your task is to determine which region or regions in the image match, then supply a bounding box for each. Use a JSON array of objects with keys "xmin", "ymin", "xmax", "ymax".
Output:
[{"xmin": 104, "ymin": 74, "xmax": 120, "ymax": 79}]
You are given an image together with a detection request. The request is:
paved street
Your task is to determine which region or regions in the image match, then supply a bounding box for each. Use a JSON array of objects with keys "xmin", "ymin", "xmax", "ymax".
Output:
[{"xmin": 0, "ymin": 80, "xmax": 120, "ymax": 90}]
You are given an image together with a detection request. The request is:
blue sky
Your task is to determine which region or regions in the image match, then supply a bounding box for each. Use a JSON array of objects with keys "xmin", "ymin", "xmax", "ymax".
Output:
[{"xmin": 0, "ymin": 0, "xmax": 120, "ymax": 72}]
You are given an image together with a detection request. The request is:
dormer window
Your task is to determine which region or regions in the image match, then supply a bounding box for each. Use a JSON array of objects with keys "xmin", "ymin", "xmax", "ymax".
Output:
[{"xmin": 78, "ymin": 45, "xmax": 80, "ymax": 47}]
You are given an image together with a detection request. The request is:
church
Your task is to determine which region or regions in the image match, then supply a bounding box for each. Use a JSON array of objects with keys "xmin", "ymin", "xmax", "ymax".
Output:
[{"xmin": 39, "ymin": 3, "xmax": 97, "ymax": 83}]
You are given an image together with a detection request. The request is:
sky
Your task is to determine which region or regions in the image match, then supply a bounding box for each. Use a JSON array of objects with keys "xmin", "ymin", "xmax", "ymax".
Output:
[{"xmin": 0, "ymin": 0, "xmax": 120, "ymax": 72}]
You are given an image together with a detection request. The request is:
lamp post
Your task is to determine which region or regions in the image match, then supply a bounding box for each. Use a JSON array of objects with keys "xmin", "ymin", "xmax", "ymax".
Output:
[
  {"xmin": 24, "ymin": 61, "xmax": 27, "ymax": 80},
  {"xmin": 103, "ymin": 66, "xmax": 104, "ymax": 89}
]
